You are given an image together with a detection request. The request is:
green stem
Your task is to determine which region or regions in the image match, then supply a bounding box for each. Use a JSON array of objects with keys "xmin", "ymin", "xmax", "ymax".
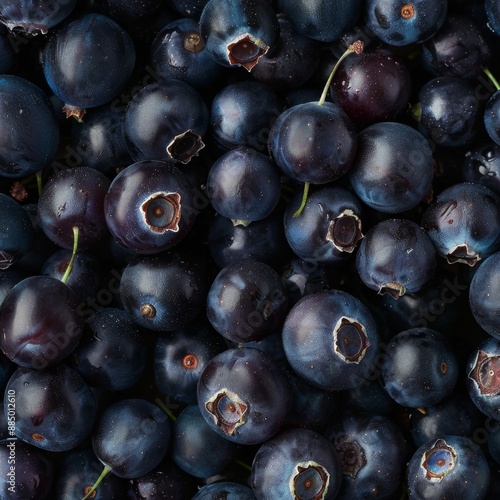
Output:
[
  {"xmin": 484, "ymin": 67, "xmax": 500, "ymax": 91},
  {"xmin": 61, "ymin": 226, "xmax": 79, "ymax": 284},
  {"xmin": 235, "ymin": 459, "xmax": 252, "ymax": 472},
  {"xmin": 81, "ymin": 464, "xmax": 112, "ymax": 500},
  {"xmin": 36, "ymin": 170, "xmax": 43, "ymax": 198},
  {"xmin": 410, "ymin": 102, "xmax": 422, "ymax": 122},
  {"xmin": 154, "ymin": 397, "xmax": 177, "ymax": 422},
  {"xmin": 318, "ymin": 40, "xmax": 364, "ymax": 106},
  {"xmin": 293, "ymin": 182, "xmax": 310, "ymax": 217}
]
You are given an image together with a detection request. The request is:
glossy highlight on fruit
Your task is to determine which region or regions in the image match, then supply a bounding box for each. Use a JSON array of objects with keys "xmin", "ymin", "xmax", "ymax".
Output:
[
  {"xmin": 4, "ymin": 364, "xmax": 96, "ymax": 452},
  {"xmin": 348, "ymin": 121, "xmax": 434, "ymax": 213},
  {"xmin": 42, "ymin": 13, "xmax": 136, "ymax": 120},
  {"xmin": 0, "ymin": 75, "xmax": 60, "ymax": 178},
  {"xmin": 407, "ymin": 436, "xmax": 490, "ymax": 499},
  {"xmin": 421, "ymin": 182, "xmax": 500, "ymax": 266},
  {"xmin": 0, "ymin": 276, "xmax": 85, "ymax": 370},
  {"xmin": 365, "ymin": 0, "xmax": 447, "ymax": 46},
  {"xmin": 282, "ymin": 289, "xmax": 380, "ymax": 391},
  {"xmin": 3, "ymin": 0, "xmax": 500, "ymax": 496},
  {"xmin": 0, "ymin": 0, "xmax": 77, "ymax": 35},
  {"xmin": 197, "ymin": 347, "xmax": 293, "ymax": 445},
  {"xmin": 104, "ymin": 160, "xmax": 198, "ymax": 254},
  {"xmin": 268, "ymin": 101, "xmax": 358, "ymax": 184},
  {"xmin": 124, "ymin": 79, "xmax": 208, "ymax": 164},
  {"xmin": 251, "ymin": 427, "xmax": 342, "ymax": 499},
  {"xmin": 356, "ymin": 219, "xmax": 437, "ymax": 298},
  {"xmin": 199, "ymin": 0, "xmax": 280, "ymax": 71}
]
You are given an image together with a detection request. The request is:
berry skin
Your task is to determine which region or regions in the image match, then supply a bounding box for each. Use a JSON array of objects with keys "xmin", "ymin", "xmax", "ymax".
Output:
[
  {"xmin": 380, "ymin": 328, "xmax": 459, "ymax": 409},
  {"xmin": 123, "ymin": 80, "xmax": 208, "ymax": 164},
  {"xmin": 153, "ymin": 321, "xmax": 227, "ymax": 404},
  {"xmin": 92, "ymin": 399, "xmax": 171, "ymax": 479},
  {"xmin": 42, "ymin": 13, "xmax": 136, "ymax": 119},
  {"xmin": 206, "ymin": 146, "xmax": 282, "ymax": 225},
  {"xmin": 348, "ymin": 121, "xmax": 434, "ymax": 214},
  {"xmin": 199, "ymin": 0, "xmax": 280, "ymax": 72},
  {"xmin": 192, "ymin": 481, "xmax": 256, "ymax": 499},
  {"xmin": 276, "ymin": 0, "xmax": 361, "ymax": 43},
  {"xmin": 37, "ymin": 166, "xmax": 110, "ymax": 251},
  {"xmin": 466, "ymin": 337, "xmax": 500, "ymax": 420},
  {"xmin": 0, "ymin": 75, "xmax": 60, "ymax": 178},
  {"xmin": 325, "ymin": 413, "xmax": 408, "ymax": 499},
  {"xmin": 418, "ymin": 76, "xmax": 481, "ymax": 148},
  {"xmin": 0, "ymin": 0, "xmax": 77, "ymax": 34},
  {"xmin": 463, "ymin": 142, "xmax": 500, "ymax": 196},
  {"xmin": 331, "ymin": 47, "xmax": 412, "ymax": 125},
  {"xmin": 206, "ymin": 259, "xmax": 289, "ymax": 343},
  {"xmin": 197, "ymin": 347, "xmax": 293, "ymax": 445},
  {"xmin": 0, "ymin": 193, "xmax": 34, "ymax": 269},
  {"xmin": 282, "ymin": 289, "xmax": 380, "ymax": 391},
  {"xmin": 407, "ymin": 435, "xmax": 490, "ymax": 499},
  {"xmin": 150, "ymin": 17, "xmax": 226, "ymax": 90},
  {"xmin": 365, "ymin": 0, "xmax": 447, "ymax": 46},
  {"xmin": 284, "ymin": 185, "xmax": 364, "ymax": 265},
  {"xmin": 268, "ymin": 101, "xmax": 358, "ymax": 185},
  {"xmin": 120, "ymin": 250, "xmax": 207, "ymax": 332},
  {"xmin": 421, "ymin": 182, "xmax": 500, "ymax": 267},
  {"xmin": 421, "ymin": 16, "xmax": 491, "ymax": 80},
  {"xmin": 170, "ymin": 404, "xmax": 241, "ymax": 479},
  {"xmin": 251, "ymin": 427, "xmax": 342, "ymax": 499},
  {"xmin": 356, "ymin": 219, "xmax": 437, "ymax": 299},
  {"xmin": 0, "ymin": 276, "xmax": 85, "ymax": 370},
  {"xmin": 469, "ymin": 251, "xmax": 500, "ymax": 339},
  {"xmin": 3, "ymin": 364, "xmax": 96, "ymax": 452},
  {"xmin": 104, "ymin": 160, "xmax": 198, "ymax": 254},
  {"xmin": 0, "ymin": 440, "xmax": 54, "ymax": 498}
]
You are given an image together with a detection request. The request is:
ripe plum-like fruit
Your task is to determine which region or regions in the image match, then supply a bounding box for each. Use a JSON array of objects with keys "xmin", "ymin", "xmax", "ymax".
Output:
[
  {"xmin": 365, "ymin": 0, "xmax": 447, "ymax": 46},
  {"xmin": 84, "ymin": 398, "xmax": 171, "ymax": 499},
  {"xmin": 206, "ymin": 259, "xmax": 289, "ymax": 343},
  {"xmin": 407, "ymin": 435, "xmax": 490, "ymax": 499},
  {"xmin": 380, "ymin": 327, "xmax": 459, "ymax": 408},
  {"xmin": 356, "ymin": 219, "xmax": 437, "ymax": 299},
  {"xmin": 199, "ymin": 0, "xmax": 279, "ymax": 72},
  {"xmin": 37, "ymin": 166, "xmax": 110, "ymax": 251},
  {"xmin": 348, "ymin": 121, "xmax": 434, "ymax": 214},
  {"xmin": 42, "ymin": 13, "xmax": 136, "ymax": 120},
  {"xmin": 421, "ymin": 182, "xmax": 500, "ymax": 267},
  {"xmin": 197, "ymin": 347, "xmax": 293, "ymax": 445},
  {"xmin": 124, "ymin": 80, "xmax": 208, "ymax": 164},
  {"xmin": 332, "ymin": 47, "xmax": 412, "ymax": 125},
  {"xmin": 120, "ymin": 250, "xmax": 207, "ymax": 332},
  {"xmin": 282, "ymin": 289, "xmax": 380, "ymax": 391},
  {"xmin": 0, "ymin": 276, "xmax": 85, "ymax": 370},
  {"xmin": 0, "ymin": 75, "xmax": 60, "ymax": 178},
  {"xmin": 104, "ymin": 160, "xmax": 198, "ymax": 254},
  {"xmin": 251, "ymin": 427, "xmax": 342, "ymax": 499},
  {"xmin": 4, "ymin": 364, "xmax": 96, "ymax": 452}
]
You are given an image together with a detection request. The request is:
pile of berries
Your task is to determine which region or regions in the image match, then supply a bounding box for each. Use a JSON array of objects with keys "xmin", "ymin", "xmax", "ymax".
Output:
[{"xmin": 1, "ymin": 0, "xmax": 500, "ymax": 498}]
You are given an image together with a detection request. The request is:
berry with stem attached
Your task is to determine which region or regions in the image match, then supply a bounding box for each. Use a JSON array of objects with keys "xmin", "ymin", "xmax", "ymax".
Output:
[{"xmin": 268, "ymin": 41, "xmax": 363, "ymax": 217}]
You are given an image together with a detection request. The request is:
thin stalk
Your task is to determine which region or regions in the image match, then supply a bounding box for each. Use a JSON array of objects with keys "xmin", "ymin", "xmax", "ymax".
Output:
[
  {"xmin": 318, "ymin": 40, "xmax": 364, "ymax": 106},
  {"xmin": 36, "ymin": 170, "xmax": 43, "ymax": 198},
  {"xmin": 61, "ymin": 226, "xmax": 79, "ymax": 284},
  {"xmin": 154, "ymin": 397, "xmax": 178, "ymax": 422},
  {"xmin": 81, "ymin": 465, "xmax": 112, "ymax": 500},
  {"xmin": 484, "ymin": 67, "xmax": 500, "ymax": 91},
  {"xmin": 293, "ymin": 182, "xmax": 310, "ymax": 218}
]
